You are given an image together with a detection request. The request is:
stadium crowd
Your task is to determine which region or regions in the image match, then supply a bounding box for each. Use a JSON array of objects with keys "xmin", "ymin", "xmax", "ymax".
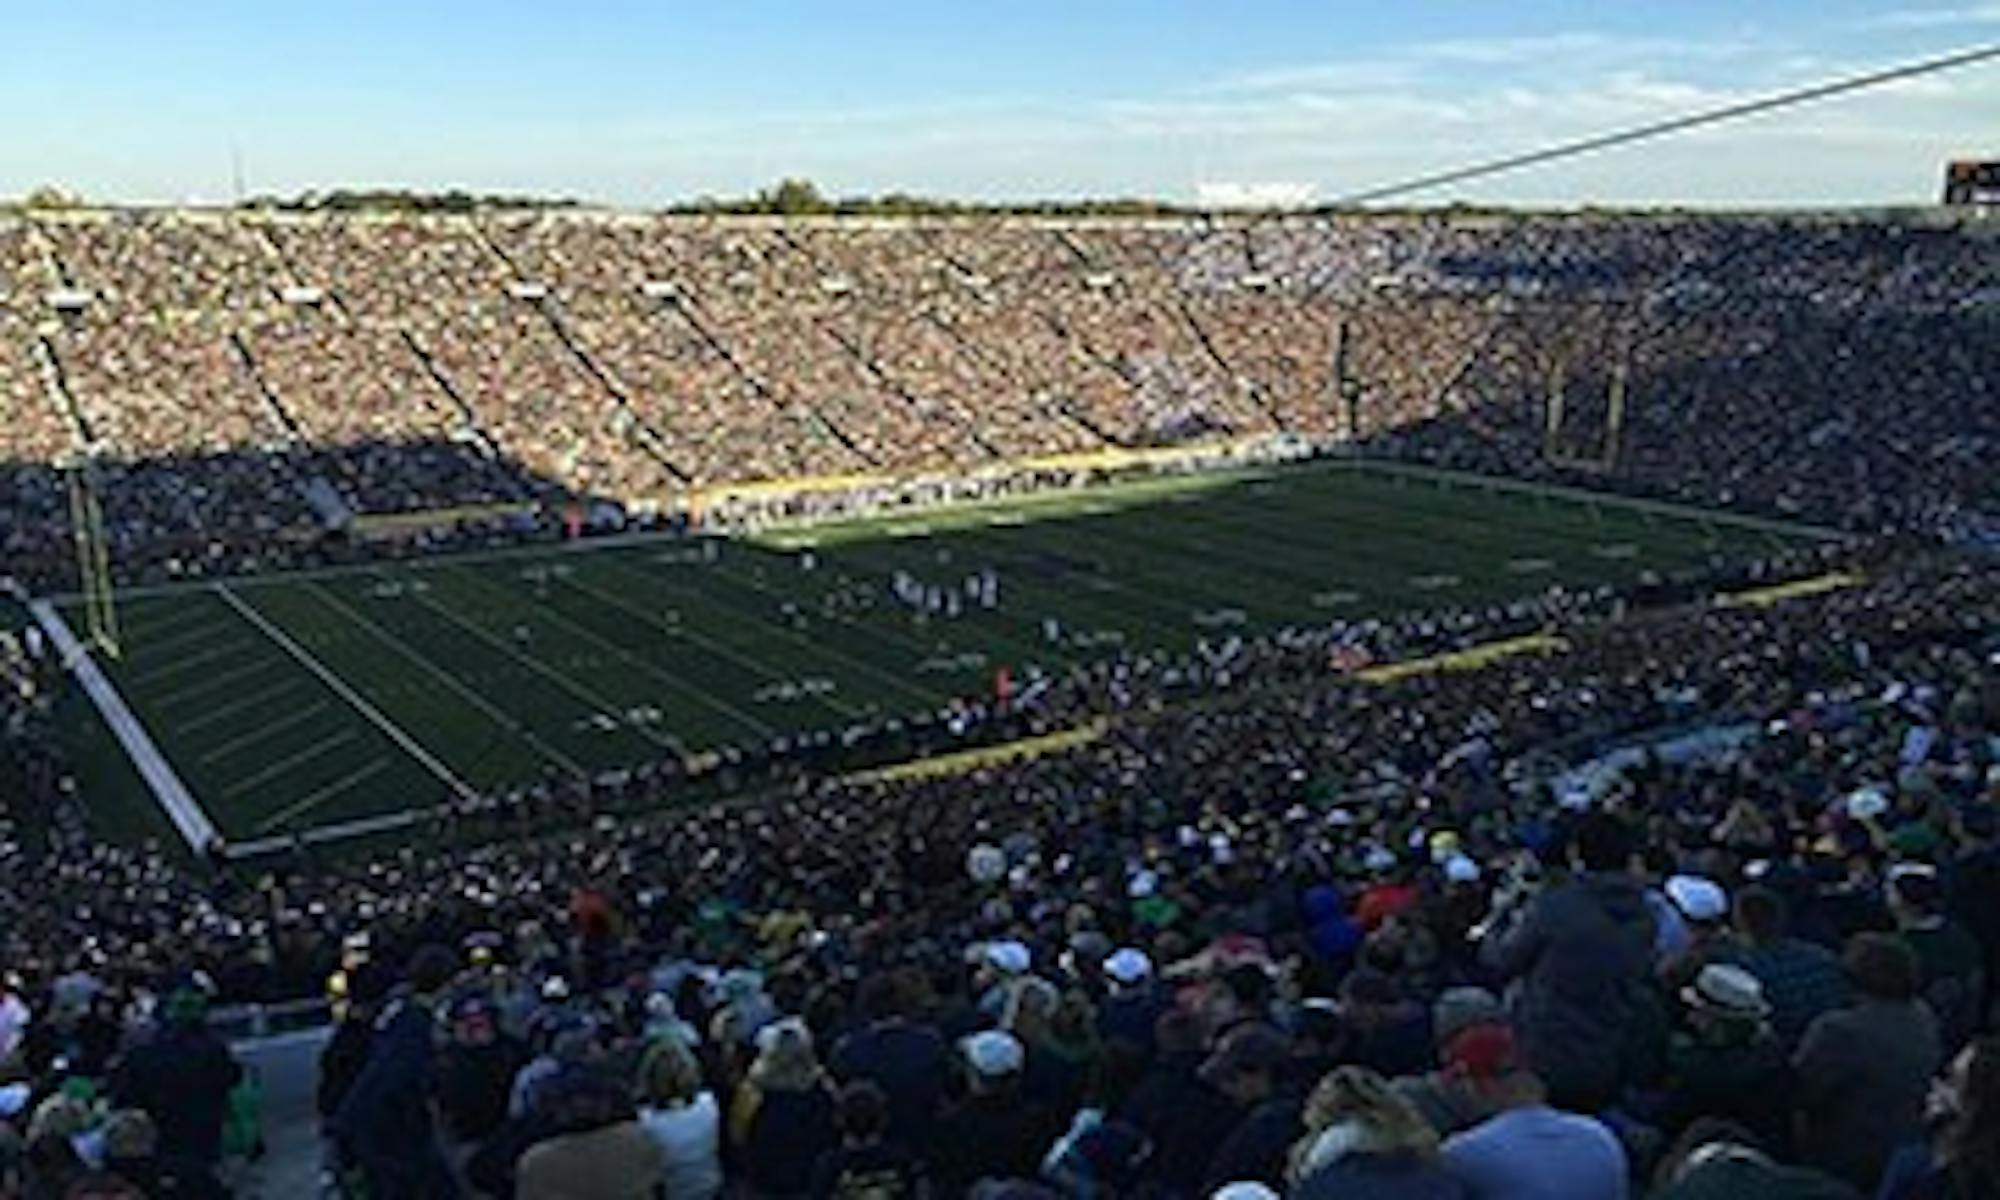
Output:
[
  {"xmin": 0, "ymin": 210, "xmax": 1997, "ymax": 1198},
  {"xmin": 3, "ymin": 210, "xmax": 1996, "ymax": 591}
]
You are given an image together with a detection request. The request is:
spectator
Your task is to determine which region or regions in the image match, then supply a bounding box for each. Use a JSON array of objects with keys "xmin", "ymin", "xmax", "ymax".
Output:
[
  {"xmin": 1660, "ymin": 964, "xmax": 1793, "ymax": 1152},
  {"xmin": 108, "ymin": 977, "xmax": 240, "ymax": 1170},
  {"xmin": 829, "ymin": 970, "xmax": 949, "ymax": 1146},
  {"xmin": 1436, "ymin": 1023, "xmax": 1628, "ymax": 1200},
  {"xmin": 1388, "ymin": 990, "xmax": 1509, "ymax": 1138},
  {"xmin": 811, "ymin": 1081, "xmax": 927, "ymax": 1200},
  {"xmin": 731, "ymin": 1018, "xmax": 838, "ymax": 1198},
  {"xmin": 1480, "ymin": 813, "xmax": 1655, "ymax": 1112},
  {"xmin": 1199, "ymin": 1023, "xmax": 1303, "ymax": 1194},
  {"xmin": 1648, "ymin": 1120, "xmax": 1858, "ymax": 1200},
  {"xmin": 636, "ymin": 1036, "xmax": 723, "ymax": 1200},
  {"xmin": 1287, "ymin": 1066, "xmax": 1466, "ymax": 1200},
  {"xmin": 1120, "ymin": 1009, "xmax": 1237, "ymax": 1195},
  {"xmin": 1095, "ymin": 950, "xmax": 1165, "ymax": 1057},
  {"xmin": 1793, "ymin": 934, "xmax": 1944, "ymax": 1191},
  {"xmin": 515, "ymin": 1067, "xmax": 664, "ymax": 1200},
  {"xmin": 95, "ymin": 1110, "xmax": 225, "ymax": 1200},
  {"xmin": 933, "ymin": 1031, "xmax": 1056, "ymax": 1195},
  {"xmin": 1877, "ymin": 1036, "xmax": 2000, "ymax": 1200},
  {"xmin": 1728, "ymin": 888, "xmax": 1852, "ymax": 1049},
  {"xmin": 1887, "ymin": 866, "xmax": 1986, "ymax": 1049},
  {"xmin": 437, "ymin": 993, "xmax": 531, "ymax": 1143},
  {"xmin": 334, "ymin": 945, "xmax": 462, "ymax": 1200}
]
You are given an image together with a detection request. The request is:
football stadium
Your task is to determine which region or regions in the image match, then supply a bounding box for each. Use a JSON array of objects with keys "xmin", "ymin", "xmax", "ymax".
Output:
[{"xmin": 2, "ymin": 7, "xmax": 1999, "ymax": 1199}]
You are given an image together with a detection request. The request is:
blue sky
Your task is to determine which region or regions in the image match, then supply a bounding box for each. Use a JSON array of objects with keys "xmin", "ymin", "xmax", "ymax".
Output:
[{"xmin": 6, "ymin": 1, "xmax": 1998, "ymax": 206}]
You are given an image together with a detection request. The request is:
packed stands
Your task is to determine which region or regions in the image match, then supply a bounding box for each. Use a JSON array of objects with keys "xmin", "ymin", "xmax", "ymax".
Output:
[{"xmin": 0, "ymin": 209, "xmax": 1994, "ymax": 590}]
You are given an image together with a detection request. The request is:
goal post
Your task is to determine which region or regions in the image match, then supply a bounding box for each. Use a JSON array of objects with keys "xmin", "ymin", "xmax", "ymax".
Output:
[{"xmin": 65, "ymin": 460, "xmax": 120, "ymax": 660}]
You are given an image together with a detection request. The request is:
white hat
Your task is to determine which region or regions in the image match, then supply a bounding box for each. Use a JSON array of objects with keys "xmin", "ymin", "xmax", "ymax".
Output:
[
  {"xmin": 1127, "ymin": 869, "xmax": 1159, "ymax": 899},
  {"xmin": 966, "ymin": 843, "xmax": 1006, "ymax": 884},
  {"xmin": 1363, "ymin": 846, "xmax": 1397, "ymax": 873},
  {"xmin": 983, "ymin": 940, "xmax": 1031, "ymax": 975},
  {"xmin": 1680, "ymin": 963, "xmax": 1771, "ymax": 1019},
  {"xmin": 755, "ymin": 1016, "xmax": 812, "ymax": 1055},
  {"xmin": 962, "ymin": 1029, "xmax": 1025, "ymax": 1077},
  {"xmin": 1665, "ymin": 875, "xmax": 1728, "ymax": 923},
  {"xmin": 1211, "ymin": 1184, "xmax": 1280, "ymax": 1200},
  {"xmin": 1845, "ymin": 786, "xmax": 1890, "ymax": 821},
  {"xmin": 1103, "ymin": 948, "xmax": 1153, "ymax": 986},
  {"xmin": 1444, "ymin": 854, "xmax": 1481, "ymax": 884},
  {"xmin": 0, "ymin": 1082, "xmax": 29, "ymax": 1118}
]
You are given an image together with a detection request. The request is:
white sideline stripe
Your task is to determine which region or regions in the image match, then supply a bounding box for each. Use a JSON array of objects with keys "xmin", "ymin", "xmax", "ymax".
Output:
[
  {"xmin": 304, "ymin": 580, "xmax": 585, "ymax": 776},
  {"xmin": 212, "ymin": 583, "xmax": 477, "ymax": 803},
  {"xmin": 222, "ymin": 730, "xmax": 360, "ymax": 799},
  {"xmin": 225, "ymin": 801, "xmax": 438, "ymax": 858},
  {"xmin": 251, "ymin": 759, "xmax": 394, "ymax": 833},
  {"xmin": 180, "ymin": 677, "xmax": 312, "ymax": 735},
  {"xmin": 198, "ymin": 701, "xmax": 333, "ymax": 765},
  {"xmin": 28, "ymin": 600, "xmax": 221, "ymax": 854}
]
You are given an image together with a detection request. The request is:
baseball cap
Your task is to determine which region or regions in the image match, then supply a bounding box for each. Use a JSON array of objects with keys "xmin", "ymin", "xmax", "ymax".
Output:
[
  {"xmin": 1102, "ymin": 948, "xmax": 1153, "ymax": 986},
  {"xmin": 1211, "ymin": 1184, "xmax": 1279, "ymax": 1200},
  {"xmin": 983, "ymin": 940, "xmax": 1032, "ymax": 976},
  {"xmin": 963, "ymin": 1029, "xmax": 1026, "ymax": 1078},
  {"xmin": 1441, "ymin": 1021, "xmax": 1522, "ymax": 1080},
  {"xmin": 1665, "ymin": 875, "xmax": 1728, "ymax": 923}
]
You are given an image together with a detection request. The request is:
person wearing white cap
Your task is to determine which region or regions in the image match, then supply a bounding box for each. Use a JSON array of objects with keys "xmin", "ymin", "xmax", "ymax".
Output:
[
  {"xmin": 1099, "ymin": 949, "xmax": 1167, "ymax": 1055},
  {"xmin": 1659, "ymin": 964, "xmax": 1792, "ymax": 1151},
  {"xmin": 934, "ymin": 1030, "xmax": 1056, "ymax": 1194},
  {"xmin": 1657, "ymin": 874, "xmax": 1731, "ymax": 983},
  {"xmin": 974, "ymin": 940, "xmax": 1036, "ymax": 1019}
]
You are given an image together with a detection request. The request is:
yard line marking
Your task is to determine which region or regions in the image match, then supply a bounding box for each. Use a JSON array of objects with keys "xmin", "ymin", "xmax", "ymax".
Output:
[
  {"xmin": 398, "ymin": 574, "xmax": 692, "ymax": 761},
  {"xmin": 130, "ymin": 637, "xmax": 254, "ymax": 690},
  {"xmin": 564, "ymin": 568, "xmax": 860, "ymax": 712},
  {"xmin": 120, "ymin": 601, "xmax": 231, "ymax": 643},
  {"xmin": 213, "ymin": 582, "xmax": 479, "ymax": 803},
  {"xmin": 441, "ymin": 564, "xmax": 777, "ymax": 742},
  {"xmin": 132, "ymin": 617, "xmax": 241, "ymax": 661},
  {"xmin": 197, "ymin": 701, "xmax": 333, "ymax": 765},
  {"xmin": 157, "ymin": 655, "xmax": 285, "ymax": 708},
  {"xmin": 560, "ymin": 572, "xmax": 862, "ymax": 722},
  {"xmin": 179, "ymin": 678, "xmax": 311, "ymax": 735},
  {"xmin": 222, "ymin": 730, "xmax": 361, "ymax": 799},
  {"xmin": 608, "ymin": 558, "xmax": 945, "ymax": 708},
  {"xmin": 304, "ymin": 580, "xmax": 585, "ymax": 776},
  {"xmin": 252, "ymin": 759, "xmax": 394, "ymax": 834}
]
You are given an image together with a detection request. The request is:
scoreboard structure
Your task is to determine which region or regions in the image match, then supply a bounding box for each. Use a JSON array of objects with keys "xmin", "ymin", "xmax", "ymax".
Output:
[{"xmin": 1943, "ymin": 160, "xmax": 2000, "ymax": 205}]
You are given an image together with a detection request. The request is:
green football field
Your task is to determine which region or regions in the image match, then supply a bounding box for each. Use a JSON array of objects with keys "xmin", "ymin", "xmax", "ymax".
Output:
[{"xmin": 56, "ymin": 461, "xmax": 1820, "ymax": 851}]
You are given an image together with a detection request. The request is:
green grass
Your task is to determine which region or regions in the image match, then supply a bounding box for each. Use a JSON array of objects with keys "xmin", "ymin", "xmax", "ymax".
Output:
[{"xmin": 57, "ymin": 461, "xmax": 1820, "ymax": 849}]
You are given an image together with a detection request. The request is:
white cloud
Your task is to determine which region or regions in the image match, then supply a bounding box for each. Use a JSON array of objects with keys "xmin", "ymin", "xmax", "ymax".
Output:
[{"xmin": 1852, "ymin": 5, "xmax": 2000, "ymax": 29}]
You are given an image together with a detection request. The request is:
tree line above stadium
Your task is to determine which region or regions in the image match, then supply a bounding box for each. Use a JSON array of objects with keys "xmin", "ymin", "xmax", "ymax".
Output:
[
  {"xmin": 4, "ymin": 178, "xmax": 1512, "ymax": 218},
  {"xmin": 6, "ymin": 178, "xmax": 1951, "ymax": 218}
]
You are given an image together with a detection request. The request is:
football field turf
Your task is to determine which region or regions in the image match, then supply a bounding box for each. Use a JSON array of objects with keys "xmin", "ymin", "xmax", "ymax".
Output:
[{"xmin": 56, "ymin": 461, "xmax": 1821, "ymax": 850}]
